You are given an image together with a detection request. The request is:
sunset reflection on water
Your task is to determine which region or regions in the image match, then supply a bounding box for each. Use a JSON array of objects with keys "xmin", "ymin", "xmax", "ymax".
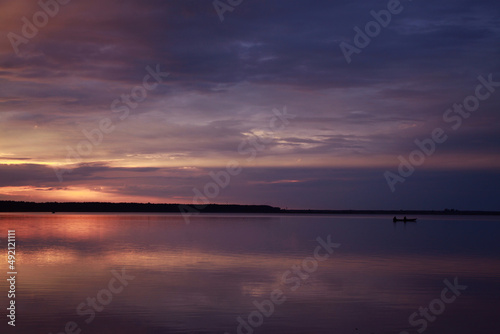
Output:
[{"xmin": 0, "ymin": 213, "xmax": 499, "ymax": 334}]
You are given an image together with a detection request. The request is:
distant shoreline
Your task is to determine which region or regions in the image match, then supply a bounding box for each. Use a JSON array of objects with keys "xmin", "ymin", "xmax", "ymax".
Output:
[{"xmin": 0, "ymin": 201, "xmax": 498, "ymax": 216}]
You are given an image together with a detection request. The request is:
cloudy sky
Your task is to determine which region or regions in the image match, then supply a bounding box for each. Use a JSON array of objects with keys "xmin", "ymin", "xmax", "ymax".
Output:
[{"xmin": 0, "ymin": 0, "xmax": 499, "ymax": 210}]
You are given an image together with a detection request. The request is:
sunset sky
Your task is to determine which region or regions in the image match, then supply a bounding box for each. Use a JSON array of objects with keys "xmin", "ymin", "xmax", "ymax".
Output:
[{"xmin": 0, "ymin": 0, "xmax": 499, "ymax": 210}]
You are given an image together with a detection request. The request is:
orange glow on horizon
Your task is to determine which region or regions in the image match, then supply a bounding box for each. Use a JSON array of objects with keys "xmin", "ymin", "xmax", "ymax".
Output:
[{"xmin": 0, "ymin": 186, "xmax": 175, "ymax": 204}]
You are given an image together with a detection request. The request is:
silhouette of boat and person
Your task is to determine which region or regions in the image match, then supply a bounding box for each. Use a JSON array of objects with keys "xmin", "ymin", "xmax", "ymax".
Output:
[{"xmin": 393, "ymin": 216, "xmax": 417, "ymax": 223}]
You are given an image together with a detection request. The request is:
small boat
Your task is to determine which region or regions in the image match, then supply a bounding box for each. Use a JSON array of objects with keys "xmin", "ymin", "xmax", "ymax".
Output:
[{"xmin": 393, "ymin": 217, "xmax": 417, "ymax": 222}]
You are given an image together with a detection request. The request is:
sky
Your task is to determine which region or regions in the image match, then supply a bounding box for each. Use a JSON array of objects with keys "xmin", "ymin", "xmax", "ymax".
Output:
[{"xmin": 0, "ymin": 0, "xmax": 499, "ymax": 210}]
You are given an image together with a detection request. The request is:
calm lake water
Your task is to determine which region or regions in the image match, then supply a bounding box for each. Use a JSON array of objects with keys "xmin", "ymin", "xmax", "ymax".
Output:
[{"xmin": 0, "ymin": 213, "xmax": 499, "ymax": 334}]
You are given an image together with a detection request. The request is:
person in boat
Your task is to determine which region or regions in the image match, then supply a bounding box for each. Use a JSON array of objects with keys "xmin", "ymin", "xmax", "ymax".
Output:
[{"xmin": 393, "ymin": 216, "xmax": 397, "ymax": 222}]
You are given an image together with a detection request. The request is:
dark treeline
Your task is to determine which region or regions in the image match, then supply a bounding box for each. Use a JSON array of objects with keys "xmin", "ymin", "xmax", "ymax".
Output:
[
  {"xmin": 0, "ymin": 201, "xmax": 498, "ymax": 215},
  {"xmin": 0, "ymin": 201, "xmax": 281, "ymax": 213}
]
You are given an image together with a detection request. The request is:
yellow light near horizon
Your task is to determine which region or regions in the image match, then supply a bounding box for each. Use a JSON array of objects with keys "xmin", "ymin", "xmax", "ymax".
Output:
[
  {"xmin": 0, "ymin": 185, "xmax": 180, "ymax": 204},
  {"xmin": 0, "ymin": 160, "xmax": 64, "ymax": 166},
  {"xmin": 0, "ymin": 186, "xmax": 111, "ymax": 202}
]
